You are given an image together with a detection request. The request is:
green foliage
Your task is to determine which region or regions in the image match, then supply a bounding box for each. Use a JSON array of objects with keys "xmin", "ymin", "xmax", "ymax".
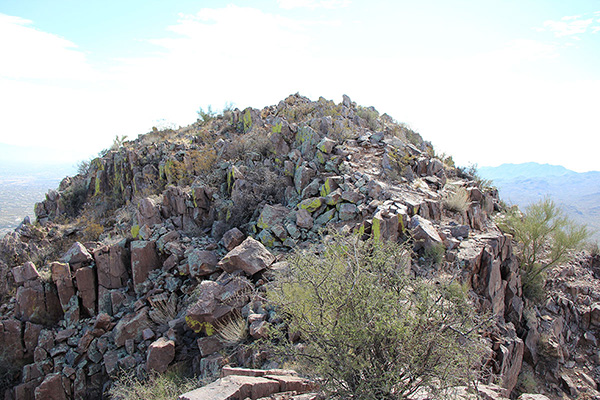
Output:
[
  {"xmin": 108, "ymin": 371, "xmax": 198, "ymax": 400},
  {"xmin": 111, "ymin": 135, "xmax": 128, "ymax": 151},
  {"xmin": 355, "ymin": 106, "xmax": 380, "ymax": 131},
  {"xmin": 497, "ymin": 198, "xmax": 589, "ymax": 300},
  {"xmin": 197, "ymin": 105, "xmax": 216, "ymax": 123},
  {"xmin": 423, "ymin": 243, "xmax": 446, "ymax": 266},
  {"xmin": 268, "ymin": 233, "xmax": 484, "ymax": 399}
]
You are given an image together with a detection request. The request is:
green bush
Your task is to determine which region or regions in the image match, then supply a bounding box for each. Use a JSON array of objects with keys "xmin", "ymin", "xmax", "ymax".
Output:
[
  {"xmin": 267, "ymin": 233, "xmax": 485, "ymax": 399},
  {"xmin": 108, "ymin": 371, "xmax": 198, "ymax": 400},
  {"xmin": 497, "ymin": 198, "xmax": 589, "ymax": 301}
]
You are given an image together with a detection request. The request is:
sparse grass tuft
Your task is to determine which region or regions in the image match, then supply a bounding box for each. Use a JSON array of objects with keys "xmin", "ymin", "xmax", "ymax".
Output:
[
  {"xmin": 108, "ymin": 371, "xmax": 198, "ymax": 400},
  {"xmin": 443, "ymin": 187, "xmax": 470, "ymax": 213},
  {"xmin": 215, "ymin": 310, "xmax": 247, "ymax": 347}
]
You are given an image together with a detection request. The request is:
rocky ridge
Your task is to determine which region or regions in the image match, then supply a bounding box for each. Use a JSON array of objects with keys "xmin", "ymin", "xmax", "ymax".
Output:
[{"xmin": 0, "ymin": 94, "xmax": 597, "ymax": 399}]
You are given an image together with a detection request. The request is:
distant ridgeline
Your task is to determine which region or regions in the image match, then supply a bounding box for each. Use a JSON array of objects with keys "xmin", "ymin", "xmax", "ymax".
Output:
[{"xmin": 478, "ymin": 162, "xmax": 600, "ymax": 242}]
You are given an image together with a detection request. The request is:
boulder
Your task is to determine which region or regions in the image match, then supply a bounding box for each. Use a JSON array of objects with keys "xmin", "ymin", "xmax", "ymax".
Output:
[
  {"xmin": 409, "ymin": 215, "xmax": 443, "ymax": 251},
  {"xmin": 146, "ymin": 337, "xmax": 175, "ymax": 373},
  {"xmin": 188, "ymin": 249, "xmax": 219, "ymax": 278},
  {"xmin": 93, "ymin": 244, "xmax": 129, "ymax": 289},
  {"xmin": 185, "ymin": 281, "xmax": 229, "ymax": 333},
  {"xmin": 136, "ymin": 197, "xmax": 162, "ymax": 227},
  {"xmin": 218, "ymin": 237, "xmax": 275, "ymax": 276},
  {"xmin": 113, "ymin": 308, "xmax": 151, "ymax": 347},
  {"xmin": 34, "ymin": 373, "xmax": 68, "ymax": 400},
  {"xmin": 222, "ymin": 228, "xmax": 245, "ymax": 251},
  {"xmin": 75, "ymin": 266, "xmax": 97, "ymax": 316},
  {"xmin": 61, "ymin": 242, "xmax": 93, "ymax": 268},
  {"xmin": 179, "ymin": 375, "xmax": 280, "ymax": 400},
  {"xmin": 296, "ymin": 209, "xmax": 313, "ymax": 230},
  {"xmin": 131, "ymin": 240, "xmax": 160, "ymax": 289},
  {"xmin": 50, "ymin": 262, "xmax": 75, "ymax": 310},
  {"xmin": 338, "ymin": 203, "xmax": 358, "ymax": 221},
  {"xmin": 256, "ymin": 204, "xmax": 289, "ymax": 231}
]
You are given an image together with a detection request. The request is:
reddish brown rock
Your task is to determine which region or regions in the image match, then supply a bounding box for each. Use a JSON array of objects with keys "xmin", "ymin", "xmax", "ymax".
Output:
[
  {"xmin": 222, "ymin": 228, "xmax": 245, "ymax": 251},
  {"xmin": 197, "ymin": 336, "xmax": 223, "ymax": 357},
  {"xmin": 179, "ymin": 375, "xmax": 280, "ymax": 400},
  {"xmin": 146, "ymin": 337, "xmax": 175, "ymax": 373},
  {"xmin": 34, "ymin": 373, "xmax": 67, "ymax": 400},
  {"xmin": 75, "ymin": 266, "xmax": 97, "ymax": 316},
  {"xmin": 136, "ymin": 197, "xmax": 162, "ymax": 227},
  {"xmin": 131, "ymin": 240, "xmax": 160, "ymax": 289},
  {"xmin": 93, "ymin": 244, "xmax": 129, "ymax": 289},
  {"xmin": 263, "ymin": 374, "xmax": 315, "ymax": 393},
  {"xmin": 218, "ymin": 237, "xmax": 275, "ymax": 276},
  {"xmin": 188, "ymin": 249, "xmax": 219, "ymax": 278},
  {"xmin": 61, "ymin": 242, "xmax": 93, "ymax": 268},
  {"xmin": 295, "ymin": 209, "xmax": 313, "ymax": 230},
  {"xmin": 51, "ymin": 262, "xmax": 75, "ymax": 310},
  {"xmin": 185, "ymin": 281, "xmax": 230, "ymax": 333},
  {"xmin": 93, "ymin": 313, "xmax": 112, "ymax": 331},
  {"xmin": 113, "ymin": 308, "xmax": 151, "ymax": 347},
  {"xmin": 0, "ymin": 318, "xmax": 25, "ymax": 360},
  {"xmin": 12, "ymin": 261, "xmax": 40, "ymax": 284}
]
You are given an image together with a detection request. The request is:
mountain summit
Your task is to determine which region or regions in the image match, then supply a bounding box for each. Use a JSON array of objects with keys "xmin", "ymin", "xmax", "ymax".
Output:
[{"xmin": 0, "ymin": 94, "xmax": 597, "ymax": 399}]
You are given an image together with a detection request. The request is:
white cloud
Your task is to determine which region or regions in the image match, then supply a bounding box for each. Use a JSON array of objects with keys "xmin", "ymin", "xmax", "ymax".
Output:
[
  {"xmin": 277, "ymin": 0, "xmax": 350, "ymax": 10},
  {"xmin": 0, "ymin": 13, "xmax": 96, "ymax": 80},
  {"xmin": 542, "ymin": 15, "xmax": 594, "ymax": 37}
]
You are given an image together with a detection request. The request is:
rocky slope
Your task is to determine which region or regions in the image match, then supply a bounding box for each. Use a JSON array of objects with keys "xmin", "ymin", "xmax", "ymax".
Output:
[{"xmin": 0, "ymin": 94, "xmax": 597, "ymax": 399}]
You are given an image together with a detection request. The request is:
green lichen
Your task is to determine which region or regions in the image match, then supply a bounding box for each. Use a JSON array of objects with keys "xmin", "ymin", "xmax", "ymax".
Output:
[
  {"xmin": 320, "ymin": 178, "xmax": 332, "ymax": 197},
  {"xmin": 186, "ymin": 317, "xmax": 214, "ymax": 335},
  {"xmin": 372, "ymin": 217, "xmax": 381, "ymax": 242},
  {"xmin": 131, "ymin": 225, "xmax": 140, "ymax": 239},
  {"xmin": 299, "ymin": 198, "xmax": 322, "ymax": 213},
  {"xmin": 272, "ymin": 122, "xmax": 282, "ymax": 134},
  {"xmin": 243, "ymin": 109, "xmax": 252, "ymax": 132}
]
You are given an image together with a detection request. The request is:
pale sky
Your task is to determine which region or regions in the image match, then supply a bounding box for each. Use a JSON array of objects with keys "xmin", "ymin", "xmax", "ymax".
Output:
[{"xmin": 1, "ymin": 0, "xmax": 599, "ymax": 172}]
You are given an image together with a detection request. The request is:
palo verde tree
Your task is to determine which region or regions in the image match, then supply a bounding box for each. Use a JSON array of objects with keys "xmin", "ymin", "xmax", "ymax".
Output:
[
  {"xmin": 497, "ymin": 198, "xmax": 589, "ymax": 301},
  {"xmin": 267, "ymin": 233, "xmax": 486, "ymax": 400}
]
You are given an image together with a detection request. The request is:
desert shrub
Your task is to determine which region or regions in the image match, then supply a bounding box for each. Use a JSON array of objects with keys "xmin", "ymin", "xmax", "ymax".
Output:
[
  {"xmin": 355, "ymin": 106, "xmax": 380, "ymax": 131},
  {"xmin": 226, "ymin": 130, "xmax": 273, "ymax": 161},
  {"xmin": 443, "ymin": 186, "xmax": 470, "ymax": 213},
  {"xmin": 497, "ymin": 198, "xmax": 589, "ymax": 301},
  {"xmin": 197, "ymin": 105, "xmax": 216, "ymax": 123},
  {"xmin": 267, "ymin": 233, "xmax": 485, "ymax": 399},
  {"xmin": 188, "ymin": 146, "xmax": 217, "ymax": 174},
  {"xmin": 0, "ymin": 351, "xmax": 23, "ymax": 396},
  {"xmin": 227, "ymin": 165, "xmax": 286, "ymax": 228},
  {"xmin": 423, "ymin": 243, "xmax": 446, "ymax": 266},
  {"xmin": 108, "ymin": 371, "xmax": 197, "ymax": 400}
]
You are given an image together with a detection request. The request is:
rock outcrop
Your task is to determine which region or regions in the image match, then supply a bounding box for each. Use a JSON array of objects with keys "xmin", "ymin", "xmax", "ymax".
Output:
[{"xmin": 0, "ymin": 94, "xmax": 583, "ymax": 399}]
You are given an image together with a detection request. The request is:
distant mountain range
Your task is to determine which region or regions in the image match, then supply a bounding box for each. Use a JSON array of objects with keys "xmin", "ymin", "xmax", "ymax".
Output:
[{"xmin": 478, "ymin": 162, "xmax": 600, "ymax": 243}]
